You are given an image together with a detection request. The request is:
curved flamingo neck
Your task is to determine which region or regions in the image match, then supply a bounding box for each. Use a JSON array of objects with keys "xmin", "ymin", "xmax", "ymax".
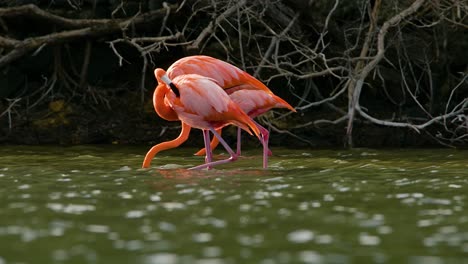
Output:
[
  {"xmin": 153, "ymin": 83, "xmax": 179, "ymax": 121},
  {"xmin": 153, "ymin": 69, "xmax": 179, "ymax": 121},
  {"xmin": 142, "ymin": 122, "xmax": 192, "ymax": 168}
]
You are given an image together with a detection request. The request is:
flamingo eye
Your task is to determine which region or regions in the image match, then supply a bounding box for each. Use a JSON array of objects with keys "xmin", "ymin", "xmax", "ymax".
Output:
[{"xmin": 169, "ymin": 83, "xmax": 180, "ymax": 97}]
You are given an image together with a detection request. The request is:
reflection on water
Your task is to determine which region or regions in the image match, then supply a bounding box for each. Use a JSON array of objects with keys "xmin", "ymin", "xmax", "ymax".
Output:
[{"xmin": 0, "ymin": 146, "xmax": 467, "ymax": 263}]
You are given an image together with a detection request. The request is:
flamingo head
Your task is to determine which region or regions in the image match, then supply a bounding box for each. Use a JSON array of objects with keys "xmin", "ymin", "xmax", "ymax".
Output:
[{"xmin": 154, "ymin": 68, "xmax": 180, "ymax": 97}]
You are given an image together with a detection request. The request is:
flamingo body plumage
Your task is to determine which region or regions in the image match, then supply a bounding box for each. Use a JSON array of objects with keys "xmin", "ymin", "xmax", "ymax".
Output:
[
  {"xmin": 164, "ymin": 74, "xmax": 259, "ymax": 135},
  {"xmin": 151, "ymin": 68, "xmax": 261, "ymax": 170}
]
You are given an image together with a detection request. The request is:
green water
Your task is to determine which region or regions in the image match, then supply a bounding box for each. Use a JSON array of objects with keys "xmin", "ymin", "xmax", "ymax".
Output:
[{"xmin": 0, "ymin": 146, "xmax": 467, "ymax": 264}]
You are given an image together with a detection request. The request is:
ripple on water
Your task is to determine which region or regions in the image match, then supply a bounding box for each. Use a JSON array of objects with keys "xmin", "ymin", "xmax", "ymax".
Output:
[
  {"xmin": 85, "ymin": 225, "xmax": 109, "ymax": 233},
  {"xmin": 420, "ymin": 208, "xmax": 453, "ymax": 216},
  {"xmin": 393, "ymin": 178, "xmax": 421, "ymax": 186},
  {"xmin": 49, "ymin": 224, "xmax": 65, "ymax": 237},
  {"xmin": 192, "ymin": 232, "xmax": 212, "ymax": 243},
  {"xmin": 331, "ymin": 182, "xmax": 350, "ymax": 192},
  {"xmin": 262, "ymin": 177, "xmax": 284, "ymax": 182},
  {"xmin": 158, "ymin": 164, "xmax": 186, "ymax": 169},
  {"xmin": 159, "ymin": 222, "xmax": 176, "ymax": 232},
  {"xmin": 9, "ymin": 202, "xmax": 37, "ymax": 213},
  {"xmin": 266, "ymin": 184, "xmax": 290, "ymax": 191},
  {"xmin": 52, "ymin": 249, "xmax": 68, "ymax": 261},
  {"xmin": 359, "ymin": 214, "xmax": 385, "ymax": 228},
  {"xmin": 298, "ymin": 251, "xmax": 322, "ymax": 263},
  {"xmin": 115, "ymin": 166, "xmax": 132, "ymax": 172},
  {"xmin": 420, "ymin": 198, "xmax": 452, "ymax": 205},
  {"xmin": 423, "ymin": 225, "xmax": 468, "ymax": 250},
  {"xmin": 194, "ymin": 258, "xmax": 226, "ymax": 264},
  {"xmin": 287, "ymin": 229, "xmax": 314, "ymax": 243},
  {"xmin": 194, "ymin": 217, "xmax": 226, "ymax": 228},
  {"xmin": 150, "ymin": 194, "xmax": 161, "ymax": 201},
  {"xmin": 377, "ymin": 226, "xmax": 393, "ymax": 235},
  {"xmin": 418, "ymin": 218, "xmax": 444, "ymax": 228},
  {"xmin": 125, "ymin": 240, "xmax": 144, "ymax": 251},
  {"xmin": 17, "ymin": 184, "xmax": 30, "ymax": 190},
  {"xmin": 162, "ymin": 202, "xmax": 186, "ymax": 211},
  {"xmin": 359, "ymin": 232, "xmax": 381, "ymax": 246},
  {"xmin": 237, "ymin": 234, "xmax": 264, "ymax": 246},
  {"xmin": 203, "ymin": 246, "xmax": 222, "ymax": 258},
  {"xmin": 409, "ymin": 256, "xmax": 443, "ymax": 264},
  {"xmin": 144, "ymin": 253, "xmax": 178, "ymax": 264},
  {"xmin": 315, "ymin": 234, "xmax": 333, "ymax": 244},
  {"xmin": 118, "ymin": 192, "xmax": 133, "ymax": 199},
  {"xmin": 125, "ymin": 210, "xmax": 145, "ymax": 219},
  {"xmin": 178, "ymin": 188, "xmax": 195, "ymax": 194},
  {"xmin": 323, "ymin": 194, "xmax": 335, "ymax": 202},
  {"xmin": 47, "ymin": 203, "xmax": 95, "ymax": 214},
  {"xmin": 0, "ymin": 225, "xmax": 67, "ymax": 242},
  {"xmin": 56, "ymin": 177, "xmax": 72, "ymax": 182},
  {"xmin": 225, "ymin": 194, "xmax": 242, "ymax": 202}
]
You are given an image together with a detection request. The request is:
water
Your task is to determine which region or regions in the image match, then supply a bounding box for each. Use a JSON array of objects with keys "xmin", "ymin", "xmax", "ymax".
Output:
[{"xmin": 0, "ymin": 146, "xmax": 467, "ymax": 263}]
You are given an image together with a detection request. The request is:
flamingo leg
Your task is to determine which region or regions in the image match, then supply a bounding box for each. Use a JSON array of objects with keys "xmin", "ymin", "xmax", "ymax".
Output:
[
  {"xmin": 189, "ymin": 127, "xmax": 238, "ymax": 170},
  {"xmin": 142, "ymin": 122, "xmax": 191, "ymax": 168},
  {"xmin": 202, "ymin": 130, "xmax": 213, "ymax": 169},
  {"xmin": 237, "ymin": 121, "xmax": 272, "ymax": 155},
  {"xmin": 194, "ymin": 128, "xmax": 221, "ymax": 156},
  {"xmin": 236, "ymin": 127, "xmax": 242, "ymax": 155},
  {"xmin": 253, "ymin": 121, "xmax": 270, "ymax": 169}
]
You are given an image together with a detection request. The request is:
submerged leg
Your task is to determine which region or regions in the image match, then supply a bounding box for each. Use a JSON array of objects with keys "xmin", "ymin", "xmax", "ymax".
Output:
[
  {"xmin": 236, "ymin": 127, "xmax": 242, "ymax": 155},
  {"xmin": 142, "ymin": 122, "xmax": 191, "ymax": 168},
  {"xmin": 253, "ymin": 121, "xmax": 270, "ymax": 169},
  {"xmin": 189, "ymin": 127, "xmax": 238, "ymax": 170}
]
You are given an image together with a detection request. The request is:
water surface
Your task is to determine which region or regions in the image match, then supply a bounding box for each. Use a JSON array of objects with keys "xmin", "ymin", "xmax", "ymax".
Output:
[{"xmin": 0, "ymin": 146, "xmax": 467, "ymax": 263}]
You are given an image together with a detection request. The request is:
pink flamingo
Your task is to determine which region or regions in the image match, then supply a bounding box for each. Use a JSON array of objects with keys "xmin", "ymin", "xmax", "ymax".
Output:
[
  {"xmin": 153, "ymin": 68, "xmax": 261, "ymax": 170},
  {"xmin": 142, "ymin": 56, "xmax": 295, "ymax": 169}
]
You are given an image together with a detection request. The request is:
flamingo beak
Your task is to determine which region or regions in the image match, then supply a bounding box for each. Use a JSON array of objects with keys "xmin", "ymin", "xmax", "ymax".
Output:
[
  {"xmin": 161, "ymin": 74, "xmax": 180, "ymax": 97},
  {"xmin": 161, "ymin": 74, "xmax": 172, "ymax": 86}
]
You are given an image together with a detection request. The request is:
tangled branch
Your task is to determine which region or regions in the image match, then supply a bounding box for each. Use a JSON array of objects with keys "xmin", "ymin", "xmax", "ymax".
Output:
[{"xmin": 0, "ymin": 3, "xmax": 179, "ymax": 68}]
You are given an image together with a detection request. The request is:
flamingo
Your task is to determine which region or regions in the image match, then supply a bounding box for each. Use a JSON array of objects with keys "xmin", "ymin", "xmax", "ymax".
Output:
[
  {"xmin": 142, "ymin": 56, "xmax": 295, "ymax": 169},
  {"xmin": 152, "ymin": 68, "xmax": 261, "ymax": 170}
]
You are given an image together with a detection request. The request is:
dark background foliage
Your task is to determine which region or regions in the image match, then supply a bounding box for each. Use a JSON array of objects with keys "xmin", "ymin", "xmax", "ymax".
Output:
[{"xmin": 0, "ymin": 0, "xmax": 466, "ymax": 148}]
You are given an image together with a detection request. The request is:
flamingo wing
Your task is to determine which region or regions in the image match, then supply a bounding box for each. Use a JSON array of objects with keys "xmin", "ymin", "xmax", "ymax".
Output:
[
  {"xmin": 166, "ymin": 74, "xmax": 260, "ymax": 139},
  {"xmin": 167, "ymin": 55, "xmax": 271, "ymax": 92}
]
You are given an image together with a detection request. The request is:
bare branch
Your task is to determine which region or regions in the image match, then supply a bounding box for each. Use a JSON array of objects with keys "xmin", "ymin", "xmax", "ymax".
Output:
[
  {"xmin": 0, "ymin": 4, "xmax": 178, "ymax": 68},
  {"xmin": 0, "ymin": 36, "xmax": 20, "ymax": 48},
  {"xmin": 188, "ymin": 0, "xmax": 247, "ymax": 51},
  {"xmin": 296, "ymin": 85, "xmax": 347, "ymax": 111},
  {"xmin": 346, "ymin": 0, "xmax": 427, "ymax": 146},
  {"xmin": 254, "ymin": 13, "xmax": 300, "ymax": 77},
  {"xmin": 356, "ymin": 99, "xmax": 468, "ymax": 131},
  {"xmin": 0, "ymin": 4, "xmax": 114, "ymax": 28}
]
